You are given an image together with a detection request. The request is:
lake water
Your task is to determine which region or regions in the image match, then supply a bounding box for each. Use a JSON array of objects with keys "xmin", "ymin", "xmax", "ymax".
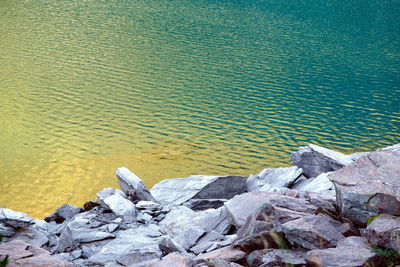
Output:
[{"xmin": 1, "ymin": 0, "xmax": 399, "ymax": 218}]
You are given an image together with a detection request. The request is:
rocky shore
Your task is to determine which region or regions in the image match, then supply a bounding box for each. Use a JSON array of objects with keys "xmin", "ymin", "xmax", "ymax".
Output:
[{"xmin": 1, "ymin": 144, "xmax": 399, "ymax": 267}]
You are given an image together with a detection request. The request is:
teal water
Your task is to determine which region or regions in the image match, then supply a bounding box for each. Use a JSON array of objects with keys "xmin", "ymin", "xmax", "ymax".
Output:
[{"xmin": 0, "ymin": 0, "xmax": 399, "ymax": 218}]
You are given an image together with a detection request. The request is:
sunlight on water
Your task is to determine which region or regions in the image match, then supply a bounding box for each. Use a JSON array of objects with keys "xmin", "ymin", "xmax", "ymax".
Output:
[{"xmin": 0, "ymin": 0, "xmax": 399, "ymax": 218}]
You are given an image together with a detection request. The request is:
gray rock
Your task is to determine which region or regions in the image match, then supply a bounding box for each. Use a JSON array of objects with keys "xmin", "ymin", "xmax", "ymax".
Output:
[
  {"xmin": 183, "ymin": 199, "xmax": 227, "ymax": 211},
  {"xmin": 306, "ymin": 246, "xmax": 382, "ymax": 267},
  {"xmin": 292, "ymin": 172, "xmax": 335, "ymax": 196},
  {"xmin": 0, "ymin": 207, "xmax": 33, "ymax": 228},
  {"xmin": 190, "ymin": 231, "xmax": 224, "ymax": 254},
  {"xmin": 329, "ymin": 144, "xmax": 400, "ymax": 226},
  {"xmin": 336, "ymin": 236, "xmax": 372, "ymax": 250},
  {"xmin": 0, "ymin": 223, "xmax": 15, "ymax": 237},
  {"xmin": 193, "ymin": 246, "xmax": 246, "ymax": 264},
  {"xmin": 97, "ymin": 187, "xmax": 125, "ymax": 200},
  {"xmin": 137, "ymin": 212, "xmax": 153, "ymax": 224},
  {"xmin": 246, "ymin": 166, "xmax": 302, "ymax": 192},
  {"xmin": 45, "ymin": 204, "xmax": 82, "ymax": 224},
  {"xmin": 148, "ymin": 252, "xmax": 192, "ymax": 267},
  {"xmin": 9, "ymin": 226, "xmax": 49, "ymax": 248},
  {"xmin": 364, "ymin": 214, "xmax": 400, "ymax": 253},
  {"xmin": 174, "ymin": 226, "xmax": 205, "ymax": 250},
  {"xmin": 281, "ymin": 215, "xmax": 345, "ymax": 249},
  {"xmin": 136, "ymin": 201, "xmax": 162, "ymax": 211},
  {"xmin": 158, "ymin": 235, "xmax": 188, "ymax": 255},
  {"xmin": 247, "ymin": 249, "xmax": 306, "ymax": 267},
  {"xmin": 87, "ymin": 225, "xmax": 163, "ymax": 266},
  {"xmin": 100, "ymin": 194, "xmax": 137, "ymax": 222},
  {"xmin": 151, "ymin": 175, "xmax": 246, "ymax": 206},
  {"xmin": 291, "ymin": 144, "xmax": 353, "ymax": 178},
  {"xmin": 116, "ymin": 167, "xmax": 155, "ymax": 202}
]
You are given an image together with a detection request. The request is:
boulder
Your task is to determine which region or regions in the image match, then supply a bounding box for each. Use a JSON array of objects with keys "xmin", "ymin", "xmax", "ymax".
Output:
[
  {"xmin": 183, "ymin": 199, "xmax": 227, "ymax": 211},
  {"xmin": 96, "ymin": 187, "xmax": 125, "ymax": 200},
  {"xmin": 364, "ymin": 214, "xmax": 400, "ymax": 253},
  {"xmin": 246, "ymin": 167, "xmax": 302, "ymax": 193},
  {"xmin": 336, "ymin": 236, "xmax": 372, "ymax": 250},
  {"xmin": 100, "ymin": 194, "xmax": 137, "ymax": 221},
  {"xmin": 329, "ymin": 144, "xmax": 400, "ymax": 226},
  {"xmin": 116, "ymin": 167, "xmax": 155, "ymax": 202},
  {"xmin": 150, "ymin": 175, "xmax": 246, "ymax": 206},
  {"xmin": 291, "ymin": 144, "xmax": 353, "ymax": 178},
  {"xmin": 247, "ymin": 249, "xmax": 306, "ymax": 267},
  {"xmin": 45, "ymin": 204, "xmax": 82, "ymax": 224},
  {"xmin": 158, "ymin": 235, "xmax": 188, "ymax": 255},
  {"xmin": 291, "ymin": 172, "xmax": 334, "ymax": 196},
  {"xmin": 281, "ymin": 215, "xmax": 345, "ymax": 250},
  {"xmin": 148, "ymin": 252, "xmax": 192, "ymax": 267},
  {"xmin": 0, "ymin": 240, "xmax": 72, "ymax": 267},
  {"xmin": 0, "ymin": 208, "xmax": 33, "ymax": 228},
  {"xmin": 0, "ymin": 223, "xmax": 15, "ymax": 237},
  {"xmin": 9, "ymin": 226, "xmax": 49, "ymax": 248},
  {"xmin": 193, "ymin": 246, "xmax": 246, "ymax": 264},
  {"xmin": 87, "ymin": 225, "xmax": 163, "ymax": 266}
]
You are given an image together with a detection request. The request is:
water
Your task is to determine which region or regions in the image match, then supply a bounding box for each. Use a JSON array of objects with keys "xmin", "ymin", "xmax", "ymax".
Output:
[{"xmin": 1, "ymin": 0, "xmax": 399, "ymax": 218}]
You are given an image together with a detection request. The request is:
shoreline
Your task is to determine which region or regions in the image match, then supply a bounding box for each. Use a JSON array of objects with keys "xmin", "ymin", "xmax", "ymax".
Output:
[{"xmin": 1, "ymin": 143, "xmax": 399, "ymax": 266}]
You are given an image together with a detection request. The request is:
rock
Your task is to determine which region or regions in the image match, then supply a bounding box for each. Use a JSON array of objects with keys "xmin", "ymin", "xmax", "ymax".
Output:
[
  {"xmin": 97, "ymin": 187, "xmax": 125, "ymax": 200},
  {"xmin": 193, "ymin": 246, "xmax": 246, "ymax": 264},
  {"xmin": 173, "ymin": 226, "xmax": 205, "ymax": 250},
  {"xmin": 151, "ymin": 175, "xmax": 246, "ymax": 206},
  {"xmin": 336, "ymin": 236, "xmax": 372, "ymax": 250},
  {"xmin": 83, "ymin": 201, "xmax": 100, "ymax": 211},
  {"xmin": 87, "ymin": 225, "xmax": 163, "ymax": 266},
  {"xmin": 246, "ymin": 166, "xmax": 302, "ymax": 192},
  {"xmin": 291, "ymin": 172, "xmax": 335, "ymax": 196},
  {"xmin": 0, "ymin": 240, "xmax": 72, "ymax": 267},
  {"xmin": 306, "ymin": 246, "xmax": 382, "ymax": 267},
  {"xmin": 329, "ymin": 144, "xmax": 400, "ymax": 226},
  {"xmin": 281, "ymin": 215, "xmax": 345, "ymax": 249},
  {"xmin": 183, "ymin": 199, "xmax": 227, "ymax": 211},
  {"xmin": 247, "ymin": 249, "xmax": 306, "ymax": 267},
  {"xmin": 136, "ymin": 201, "xmax": 162, "ymax": 211},
  {"xmin": 45, "ymin": 204, "xmax": 82, "ymax": 224},
  {"xmin": 0, "ymin": 223, "xmax": 15, "ymax": 237},
  {"xmin": 116, "ymin": 167, "xmax": 155, "ymax": 202},
  {"xmin": 158, "ymin": 235, "xmax": 188, "ymax": 255},
  {"xmin": 0, "ymin": 207, "xmax": 33, "ymax": 228},
  {"xmin": 190, "ymin": 231, "xmax": 224, "ymax": 254},
  {"xmin": 291, "ymin": 144, "xmax": 353, "ymax": 178},
  {"xmin": 100, "ymin": 194, "xmax": 137, "ymax": 221},
  {"xmin": 364, "ymin": 214, "xmax": 400, "ymax": 253},
  {"xmin": 148, "ymin": 252, "xmax": 192, "ymax": 267},
  {"xmin": 9, "ymin": 226, "xmax": 49, "ymax": 248}
]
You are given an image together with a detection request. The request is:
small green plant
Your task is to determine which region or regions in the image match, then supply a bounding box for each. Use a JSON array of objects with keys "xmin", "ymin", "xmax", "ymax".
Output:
[
  {"xmin": 367, "ymin": 215, "xmax": 379, "ymax": 225},
  {"xmin": 0, "ymin": 234, "xmax": 8, "ymax": 267},
  {"xmin": 373, "ymin": 246, "xmax": 400, "ymax": 267}
]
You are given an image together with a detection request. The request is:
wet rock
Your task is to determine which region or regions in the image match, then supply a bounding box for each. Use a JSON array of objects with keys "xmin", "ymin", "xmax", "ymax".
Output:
[
  {"xmin": 183, "ymin": 199, "xmax": 227, "ymax": 211},
  {"xmin": 0, "ymin": 223, "xmax": 15, "ymax": 237},
  {"xmin": 364, "ymin": 214, "xmax": 400, "ymax": 253},
  {"xmin": 100, "ymin": 194, "xmax": 137, "ymax": 221},
  {"xmin": 0, "ymin": 240, "xmax": 72, "ymax": 267},
  {"xmin": 281, "ymin": 215, "xmax": 345, "ymax": 249},
  {"xmin": 0, "ymin": 207, "xmax": 33, "ymax": 228},
  {"xmin": 291, "ymin": 144, "xmax": 353, "ymax": 178},
  {"xmin": 87, "ymin": 225, "xmax": 163, "ymax": 266},
  {"xmin": 151, "ymin": 175, "xmax": 246, "ymax": 206},
  {"xmin": 45, "ymin": 204, "xmax": 82, "ymax": 224},
  {"xmin": 246, "ymin": 167, "xmax": 302, "ymax": 192},
  {"xmin": 149, "ymin": 252, "xmax": 192, "ymax": 267},
  {"xmin": 247, "ymin": 249, "xmax": 306, "ymax": 267},
  {"xmin": 194, "ymin": 246, "xmax": 246, "ymax": 264},
  {"xmin": 329, "ymin": 144, "xmax": 400, "ymax": 226},
  {"xmin": 306, "ymin": 246, "xmax": 382, "ymax": 267},
  {"xmin": 116, "ymin": 167, "xmax": 155, "ymax": 202}
]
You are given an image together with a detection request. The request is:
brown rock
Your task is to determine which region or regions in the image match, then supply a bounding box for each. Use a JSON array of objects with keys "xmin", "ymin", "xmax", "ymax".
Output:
[
  {"xmin": 194, "ymin": 246, "xmax": 246, "ymax": 264},
  {"xmin": 364, "ymin": 214, "xmax": 400, "ymax": 253}
]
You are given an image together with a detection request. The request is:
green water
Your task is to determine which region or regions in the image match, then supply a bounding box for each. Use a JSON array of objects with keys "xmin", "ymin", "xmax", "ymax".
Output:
[{"xmin": 1, "ymin": 0, "xmax": 399, "ymax": 218}]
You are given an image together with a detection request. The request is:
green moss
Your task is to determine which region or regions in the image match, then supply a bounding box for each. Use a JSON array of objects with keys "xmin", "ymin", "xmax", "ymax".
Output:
[
  {"xmin": 367, "ymin": 215, "xmax": 379, "ymax": 225},
  {"xmin": 373, "ymin": 246, "xmax": 400, "ymax": 267}
]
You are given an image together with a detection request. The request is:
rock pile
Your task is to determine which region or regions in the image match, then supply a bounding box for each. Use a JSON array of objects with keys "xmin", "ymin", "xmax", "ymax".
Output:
[{"xmin": 0, "ymin": 144, "xmax": 399, "ymax": 266}]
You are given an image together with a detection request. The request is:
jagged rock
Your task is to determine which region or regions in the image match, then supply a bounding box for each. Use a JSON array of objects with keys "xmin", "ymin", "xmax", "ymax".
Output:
[
  {"xmin": 183, "ymin": 199, "xmax": 227, "ymax": 211},
  {"xmin": 246, "ymin": 167, "xmax": 302, "ymax": 192},
  {"xmin": 364, "ymin": 214, "xmax": 400, "ymax": 253},
  {"xmin": 194, "ymin": 246, "xmax": 246, "ymax": 264},
  {"xmin": 149, "ymin": 252, "xmax": 192, "ymax": 267},
  {"xmin": 291, "ymin": 172, "xmax": 335, "ymax": 196},
  {"xmin": 0, "ymin": 240, "xmax": 72, "ymax": 267},
  {"xmin": 336, "ymin": 236, "xmax": 372, "ymax": 250},
  {"xmin": 97, "ymin": 187, "xmax": 125, "ymax": 200},
  {"xmin": 190, "ymin": 231, "xmax": 224, "ymax": 254},
  {"xmin": 100, "ymin": 194, "xmax": 137, "ymax": 221},
  {"xmin": 291, "ymin": 144, "xmax": 353, "ymax": 178},
  {"xmin": 306, "ymin": 245, "xmax": 382, "ymax": 267},
  {"xmin": 150, "ymin": 175, "xmax": 246, "ymax": 206},
  {"xmin": 281, "ymin": 215, "xmax": 345, "ymax": 249},
  {"xmin": 45, "ymin": 204, "xmax": 82, "ymax": 224},
  {"xmin": 0, "ymin": 207, "xmax": 33, "ymax": 228},
  {"xmin": 116, "ymin": 167, "xmax": 155, "ymax": 202},
  {"xmin": 329, "ymin": 144, "xmax": 400, "ymax": 226},
  {"xmin": 158, "ymin": 235, "xmax": 188, "ymax": 255},
  {"xmin": 247, "ymin": 249, "xmax": 306, "ymax": 267},
  {"xmin": 0, "ymin": 223, "xmax": 15, "ymax": 237},
  {"xmin": 87, "ymin": 225, "xmax": 163, "ymax": 266},
  {"xmin": 9, "ymin": 226, "xmax": 49, "ymax": 248}
]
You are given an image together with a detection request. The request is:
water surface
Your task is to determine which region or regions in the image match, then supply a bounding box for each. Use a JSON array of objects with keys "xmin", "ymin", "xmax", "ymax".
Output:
[{"xmin": 1, "ymin": 0, "xmax": 399, "ymax": 218}]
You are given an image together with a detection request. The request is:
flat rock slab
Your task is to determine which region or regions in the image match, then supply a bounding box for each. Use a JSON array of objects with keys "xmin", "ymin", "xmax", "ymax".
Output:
[
  {"xmin": 291, "ymin": 144, "xmax": 353, "ymax": 178},
  {"xmin": 194, "ymin": 246, "xmax": 246, "ymax": 264},
  {"xmin": 281, "ymin": 215, "xmax": 345, "ymax": 250},
  {"xmin": 246, "ymin": 166, "xmax": 302, "ymax": 192},
  {"xmin": 0, "ymin": 208, "xmax": 33, "ymax": 228},
  {"xmin": 116, "ymin": 167, "xmax": 155, "ymax": 202},
  {"xmin": 151, "ymin": 175, "xmax": 246, "ymax": 206},
  {"xmin": 364, "ymin": 214, "xmax": 400, "ymax": 253},
  {"xmin": 247, "ymin": 249, "xmax": 306, "ymax": 267},
  {"xmin": 148, "ymin": 252, "xmax": 192, "ymax": 267},
  {"xmin": 329, "ymin": 144, "xmax": 400, "ymax": 226}
]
